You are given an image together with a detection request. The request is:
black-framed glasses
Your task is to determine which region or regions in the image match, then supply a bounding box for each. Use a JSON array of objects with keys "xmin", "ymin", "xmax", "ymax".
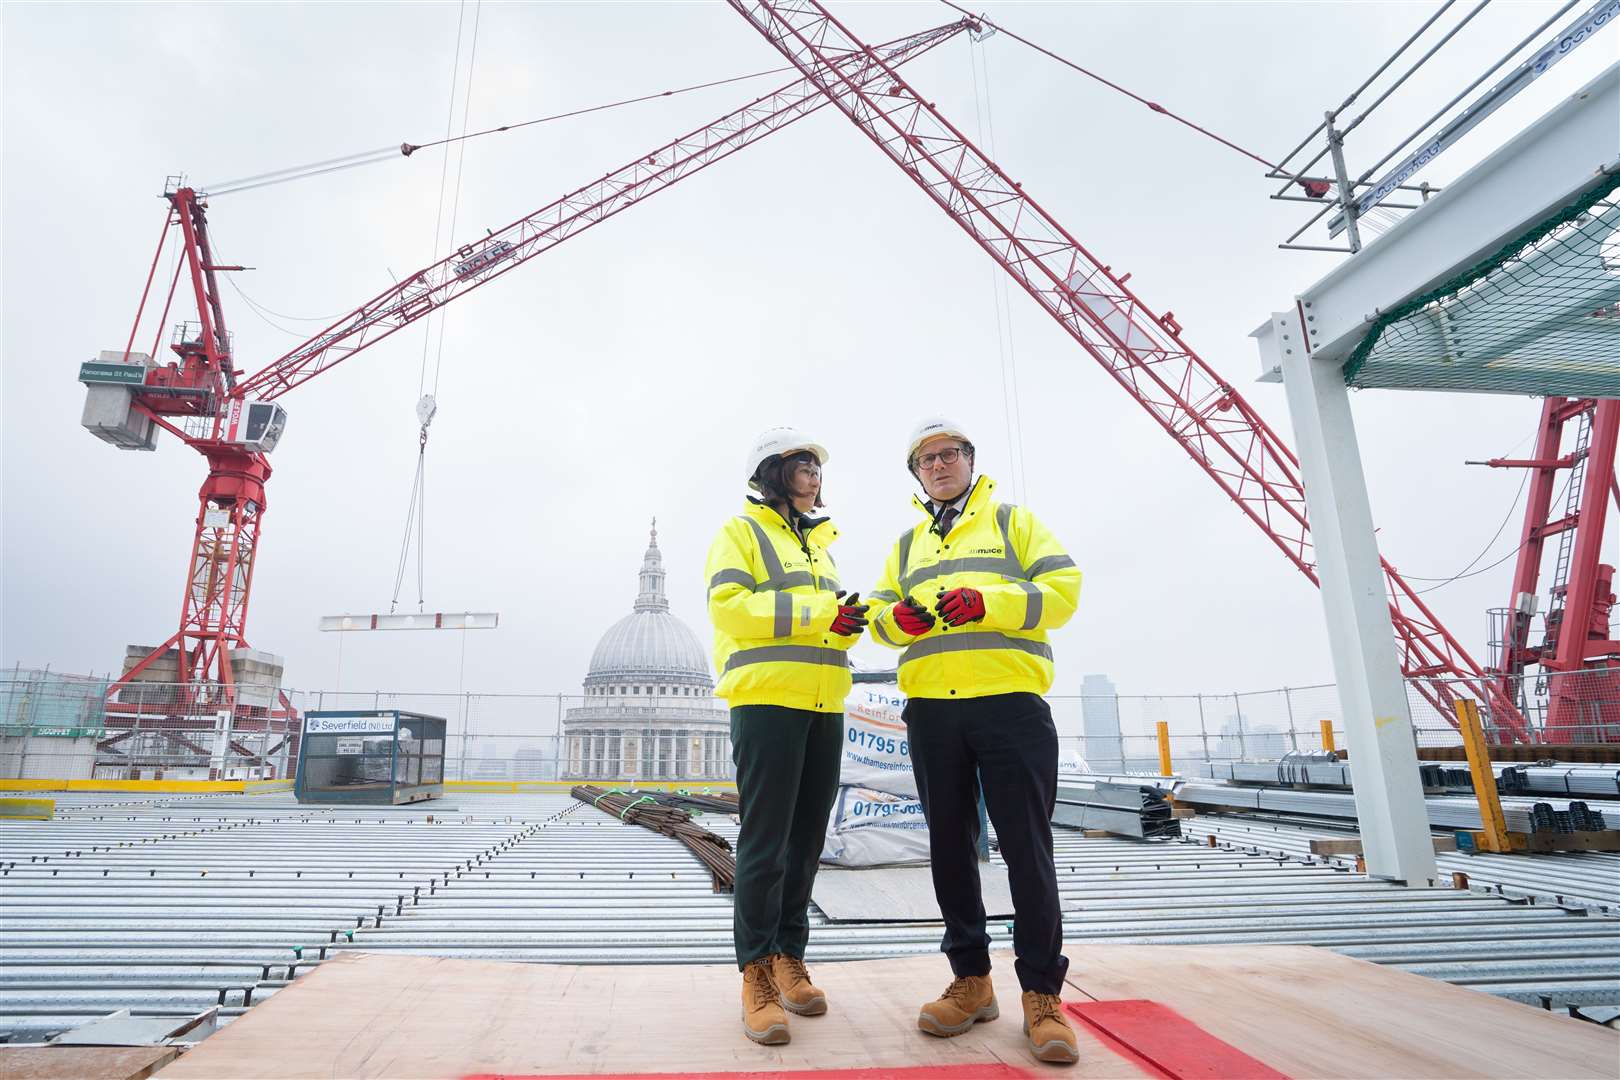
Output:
[{"xmin": 916, "ymin": 446, "xmax": 965, "ymax": 469}]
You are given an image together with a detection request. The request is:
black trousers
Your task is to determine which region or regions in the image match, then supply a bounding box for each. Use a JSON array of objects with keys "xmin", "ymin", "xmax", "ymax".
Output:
[
  {"xmin": 730, "ymin": 704, "xmax": 843, "ymax": 970},
  {"xmin": 905, "ymin": 691, "xmax": 1067, "ymax": 994}
]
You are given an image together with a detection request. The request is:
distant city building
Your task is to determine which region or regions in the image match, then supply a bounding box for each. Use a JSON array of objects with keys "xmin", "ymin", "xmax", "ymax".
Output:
[
  {"xmin": 561, "ymin": 522, "xmax": 728, "ymax": 780},
  {"xmin": 1080, "ymin": 674, "xmax": 1124, "ymax": 773},
  {"xmin": 513, "ymin": 746, "xmax": 554, "ymax": 782},
  {"xmin": 1216, "ymin": 715, "xmax": 1290, "ymax": 760}
]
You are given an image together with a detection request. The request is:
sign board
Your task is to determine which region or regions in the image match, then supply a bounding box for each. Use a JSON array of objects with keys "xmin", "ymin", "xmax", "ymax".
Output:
[
  {"xmin": 335, "ymin": 737, "xmax": 365, "ymax": 756},
  {"xmin": 79, "ymin": 362, "xmax": 148, "ymax": 386},
  {"xmin": 305, "ymin": 715, "xmax": 397, "ymax": 735}
]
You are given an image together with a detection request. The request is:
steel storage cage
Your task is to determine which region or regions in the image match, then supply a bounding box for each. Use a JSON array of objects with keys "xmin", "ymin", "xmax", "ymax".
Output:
[{"xmin": 294, "ymin": 710, "xmax": 445, "ymax": 805}]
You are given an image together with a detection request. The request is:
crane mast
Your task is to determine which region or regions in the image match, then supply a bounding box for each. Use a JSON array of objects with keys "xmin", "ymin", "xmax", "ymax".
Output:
[{"xmin": 724, "ymin": 0, "xmax": 1530, "ymax": 739}]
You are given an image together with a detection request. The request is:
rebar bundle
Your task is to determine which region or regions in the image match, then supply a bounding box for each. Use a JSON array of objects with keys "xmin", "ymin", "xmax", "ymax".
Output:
[
  {"xmin": 650, "ymin": 790, "xmax": 741, "ymax": 815},
  {"xmin": 571, "ymin": 785, "xmax": 736, "ymax": 892}
]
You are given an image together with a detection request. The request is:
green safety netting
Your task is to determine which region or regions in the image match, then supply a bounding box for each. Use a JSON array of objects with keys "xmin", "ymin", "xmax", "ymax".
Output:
[
  {"xmin": 0, "ymin": 670, "xmax": 109, "ymax": 737},
  {"xmin": 1343, "ymin": 172, "xmax": 1620, "ymax": 396}
]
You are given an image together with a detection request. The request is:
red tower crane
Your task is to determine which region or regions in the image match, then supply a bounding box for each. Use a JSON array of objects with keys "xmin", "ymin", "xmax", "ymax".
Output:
[
  {"xmin": 88, "ymin": 18, "xmax": 974, "ymax": 718},
  {"xmin": 722, "ymin": 0, "xmax": 1531, "ymax": 741},
  {"xmin": 87, "ymin": 5, "xmax": 1532, "ymax": 742},
  {"xmin": 1487, "ymin": 396, "xmax": 1619, "ymax": 741}
]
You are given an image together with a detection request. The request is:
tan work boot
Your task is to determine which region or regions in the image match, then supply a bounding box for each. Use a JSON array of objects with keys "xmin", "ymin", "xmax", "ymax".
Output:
[
  {"xmin": 1021, "ymin": 990, "xmax": 1079, "ymax": 1065},
  {"xmin": 918, "ymin": 974, "xmax": 999, "ymax": 1037},
  {"xmin": 740, "ymin": 958, "xmax": 790, "ymax": 1045},
  {"xmin": 768, "ymin": 953, "xmax": 827, "ymax": 1016}
]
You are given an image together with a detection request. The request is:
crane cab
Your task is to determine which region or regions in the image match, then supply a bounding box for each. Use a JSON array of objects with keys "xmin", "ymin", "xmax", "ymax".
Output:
[{"xmin": 221, "ymin": 400, "xmax": 289, "ymax": 453}]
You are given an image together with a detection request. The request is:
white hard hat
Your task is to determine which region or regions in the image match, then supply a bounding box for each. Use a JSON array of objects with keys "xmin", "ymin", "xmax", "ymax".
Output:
[
  {"xmin": 746, "ymin": 427, "xmax": 829, "ymax": 490},
  {"xmin": 906, "ymin": 416, "xmax": 973, "ymax": 465}
]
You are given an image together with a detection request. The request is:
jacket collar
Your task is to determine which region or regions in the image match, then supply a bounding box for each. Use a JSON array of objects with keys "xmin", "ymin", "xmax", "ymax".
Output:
[
  {"xmin": 743, "ymin": 497, "xmax": 837, "ymax": 543},
  {"xmin": 912, "ymin": 474, "xmax": 994, "ymax": 522}
]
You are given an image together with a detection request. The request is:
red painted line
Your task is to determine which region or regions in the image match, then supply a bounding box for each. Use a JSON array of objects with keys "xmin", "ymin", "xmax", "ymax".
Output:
[
  {"xmin": 1065, "ymin": 1000, "xmax": 1291, "ymax": 1080},
  {"xmin": 464, "ymin": 1066, "xmax": 1032, "ymax": 1080}
]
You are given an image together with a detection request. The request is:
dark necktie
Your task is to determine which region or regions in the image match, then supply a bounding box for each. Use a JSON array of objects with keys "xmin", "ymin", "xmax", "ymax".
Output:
[{"xmin": 937, "ymin": 506, "xmax": 959, "ymax": 536}]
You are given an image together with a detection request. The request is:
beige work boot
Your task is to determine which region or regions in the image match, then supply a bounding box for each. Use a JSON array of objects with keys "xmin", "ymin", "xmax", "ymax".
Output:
[
  {"xmin": 740, "ymin": 958, "xmax": 790, "ymax": 1045},
  {"xmin": 918, "ymin": 974, "xmax": 999, "ymax": 1037},
  {"xmin": 1021, "ymin": 990, "xmax": 1079, "ymax": 1065},
  {"xmin": 768, "ymin": 953, "xmax": 827, "ymax": 1016}
]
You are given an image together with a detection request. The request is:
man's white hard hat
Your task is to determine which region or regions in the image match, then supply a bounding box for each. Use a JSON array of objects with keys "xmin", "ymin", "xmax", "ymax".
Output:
[
  {"xmin": 906, "ymin": 416, "xmax": 973, "ymax": 466},
  {"xmin": 747, "ymin": 427, "xmax": 829, "ymax": 490}
]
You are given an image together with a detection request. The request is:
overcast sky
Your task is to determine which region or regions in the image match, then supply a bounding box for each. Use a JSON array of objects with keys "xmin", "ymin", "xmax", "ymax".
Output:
[{"xmin": 3, "ymin": 1, "xmax": 1615, "ymax": 736}]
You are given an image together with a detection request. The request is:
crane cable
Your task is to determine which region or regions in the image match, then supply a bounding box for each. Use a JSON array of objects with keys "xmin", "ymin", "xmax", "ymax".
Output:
[
  {"xmin": 391, "ymin": 0, "xmax": 482, "ymax": 614},
  {"xmin": 198, "ymin": 62, "xmax": 799, "ymax": 199},
  {"xmin": 940, "ymin": 1, "xmax": 1283, "ymax": 175},
  {"xmin": 966, "ymin": 33, "xmax": 1029, "ymax": 504}
]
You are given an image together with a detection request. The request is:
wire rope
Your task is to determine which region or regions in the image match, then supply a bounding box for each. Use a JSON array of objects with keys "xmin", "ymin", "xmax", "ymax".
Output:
[
  {"xmin": 199, "ymin": 63, "xmax": 798, "ymax": 198},
  {"xmin": 392, "ymin": 0, "xmax": 481, "ymax": 614},
  {"xmin": 942, "ymin": 0, "xmax": 1279, "ymax": 172},
  {"xmin": 968, "ymin": 34, "xmax": 1029, "ymax": 503}
]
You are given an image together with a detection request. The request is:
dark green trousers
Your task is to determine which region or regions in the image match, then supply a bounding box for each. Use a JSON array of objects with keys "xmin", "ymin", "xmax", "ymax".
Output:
[{"xmin": 730, "ymin": 704, "xmax": 843, "ymax": 970}]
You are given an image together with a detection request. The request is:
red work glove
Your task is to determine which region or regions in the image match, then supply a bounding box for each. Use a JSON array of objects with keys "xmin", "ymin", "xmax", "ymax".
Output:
[
  {"xmin": 936, "ymin": 587, "xmax": 985, "ymax": 627},
  {"xmin": 830, "ymin": 592, "xmax": 869, "ymax": 636},
  {"xmin": 893, "ymin": 595, "xmax": 936, "ymax": 636}
]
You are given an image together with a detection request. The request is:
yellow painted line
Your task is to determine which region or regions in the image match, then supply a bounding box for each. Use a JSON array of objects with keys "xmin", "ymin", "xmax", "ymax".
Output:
[
  {"xmin": 450, "ymin": 780, "xmax": 739, "ymax": 793},
  {"xmin": 1374, "ymin": 715, "xmax": 1399, "ymax": 730},
  {"xmin": 2, "ymin": 778, "xmax": 735, "ymax": 797},
  {"xmin": 0, "ymin": 797, "xmax": 54, "ymax": 821},
  {"xmin": 0, "ymin": 778, "xmax": 290, "ymax": 794},
  {"xmin": 0, "ymin": 779, "xmax": 60, "ymax": 792}
]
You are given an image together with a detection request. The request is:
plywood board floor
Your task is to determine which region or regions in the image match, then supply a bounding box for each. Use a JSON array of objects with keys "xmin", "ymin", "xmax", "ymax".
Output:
[
  {"xmin": 157, "ymin": 947, "xmax": 1619, "ymax": 1079},
  {"xmin": 0, "ymin": 1044, "xmax": 179, "ymax": 1080}
]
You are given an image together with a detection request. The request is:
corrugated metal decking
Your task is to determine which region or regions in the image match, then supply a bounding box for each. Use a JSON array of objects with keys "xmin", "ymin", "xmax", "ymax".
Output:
[{"xmin": 1, "ymin": 790, "xmax": 1616, "ymax": 1042}]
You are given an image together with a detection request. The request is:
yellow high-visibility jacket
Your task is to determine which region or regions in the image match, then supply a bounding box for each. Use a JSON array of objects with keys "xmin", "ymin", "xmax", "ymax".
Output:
[
  {"xmin": 705, "ymin": 500, "xmax": 857, "ymax": 712},
  {"xmin": 868, "ymin": 475, "xmax": 1080, "ymax": 700}
]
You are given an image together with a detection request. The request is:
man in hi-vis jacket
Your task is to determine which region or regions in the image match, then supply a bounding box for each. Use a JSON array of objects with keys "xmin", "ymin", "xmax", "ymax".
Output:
[{"xmin": 867, "ymin": 416, "xmax": 1083, "ymax": 1066}]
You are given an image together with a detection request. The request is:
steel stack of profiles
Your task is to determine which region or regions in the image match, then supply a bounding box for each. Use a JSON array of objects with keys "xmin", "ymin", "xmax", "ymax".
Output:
[{"xmin": 1051, "ymin": 780, "xmax": 1180, "ymax": 840}]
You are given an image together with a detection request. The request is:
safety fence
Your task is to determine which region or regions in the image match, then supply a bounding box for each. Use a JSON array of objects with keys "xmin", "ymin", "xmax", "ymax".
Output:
[{"xmin": 2, "ymin": 666, "xmax": 1614, "ymax": 784}]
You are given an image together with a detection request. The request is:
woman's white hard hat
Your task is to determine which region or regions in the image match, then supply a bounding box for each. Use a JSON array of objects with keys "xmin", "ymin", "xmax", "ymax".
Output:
[{"xmin": 747, "ymin": 427, "xmax": 829, "ymax": 490}]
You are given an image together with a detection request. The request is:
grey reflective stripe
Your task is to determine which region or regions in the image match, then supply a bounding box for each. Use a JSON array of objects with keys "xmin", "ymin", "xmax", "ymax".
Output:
[
  {"xmin": 899, "ymin": 631, "xmax": 1053, "ymax": 666},
  {"xmin": 773, "ymin": 592, "xmax": 793, "ymax": 638},
  {"xmin": 902, "ymin": 557, "xmax": 1022, "ymax": 593},
  {"xmin": 896, "ymin": 528, "xmax": 915, "ymax": 584},
  {"xmin": 723, "ymin": 645, "xmax": 851, "ymax": 672},
  {"xmin": 1025, "ymin": 554, "xmax": 1076, "ymax": 579},
  {"xmin": 709, "ymin": 568, "xmax": 757, "ymax": 592},
  {"xmin": 869, "ymin": 589, "xmax": 901, "ymax": 603},
  {"xmin": 741, "ymin": 517, "xmax": 786, "ymax": 582},
  {"xmin": 872, "ymin": 617, "xmax": 901, "ymax": 647},
  {"xmin": 762, "ymin": 570, "xmax": 816, "ymax": 591},
  {"xmin": 817, "ymin": 577, "xmax": 842, "ymax": 593},
  {"xmin": 1016, "ymin": 581, "xmax": 1043, "ymax": 631},
  {"xmin": 996, "ymin": 503, "xmax": 1015, "ymax": 553}
]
